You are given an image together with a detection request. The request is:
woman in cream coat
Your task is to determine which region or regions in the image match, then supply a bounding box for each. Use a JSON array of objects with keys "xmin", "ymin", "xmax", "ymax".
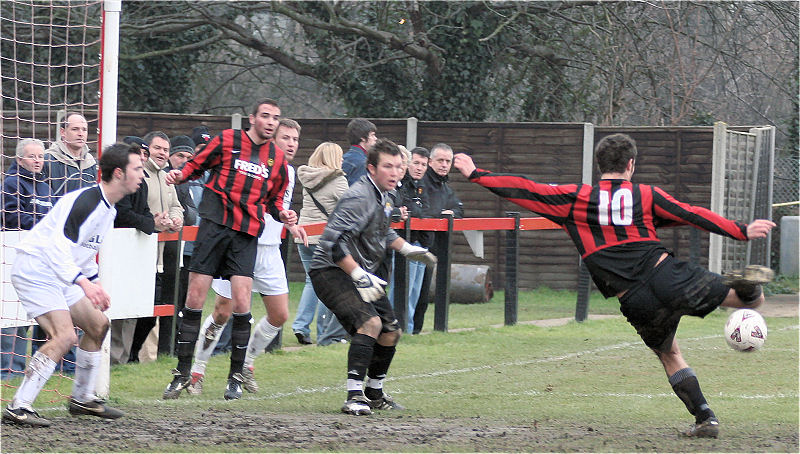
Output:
[{"xmin": 291, "ymin": 143, "xmax": 350, "ymax": 345}]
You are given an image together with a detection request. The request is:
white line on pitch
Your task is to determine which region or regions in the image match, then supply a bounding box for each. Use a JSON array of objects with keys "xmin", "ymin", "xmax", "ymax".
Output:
[{"xmin": 39, "ymin": 325, "xmax": 799, "ymax": 410}]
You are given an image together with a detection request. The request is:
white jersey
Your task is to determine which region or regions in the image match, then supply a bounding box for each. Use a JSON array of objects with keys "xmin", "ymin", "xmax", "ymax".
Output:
[
  {"xmin": 14, "ymin": 185, "xmax": 116, "ymax": 285},
  {"xmin": 258, "ymin": 164, "xmax": 294, "ymax": 246}
]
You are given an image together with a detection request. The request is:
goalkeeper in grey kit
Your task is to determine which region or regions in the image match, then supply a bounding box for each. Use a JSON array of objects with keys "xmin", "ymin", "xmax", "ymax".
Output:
[{"xmin": 309, "ymin": 138, "xmax": 436, "ymax": 415}]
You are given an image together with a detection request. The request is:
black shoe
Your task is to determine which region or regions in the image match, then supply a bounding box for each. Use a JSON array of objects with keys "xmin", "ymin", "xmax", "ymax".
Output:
[
  {"xmin": 68, "ymin": 397, "xmax": 124, "ymax": 419},
  {"xmin": 163, "ymin": 368, "xmax": 191, "ymax": 400},
  {"xmin": 367, "ymin": 391, "xmax": 404, "ymax": 410},
  {"xmin": 2, "ymin": 406, "xmax": 51, "ymax": 427},
  {"xmin": 224, "ymin": 373, "xmax": 244, "ymax": 400},
  {"xmin": 341, "ymin": 395, "xmax": 372, "ymax": 415},
  {"xmin": 683, "ymin": 417, "xmax": 719, "ymax": 438},
  {"xmin": 294, "ymin": 331, "xmax": 312, "ymax": 345}
]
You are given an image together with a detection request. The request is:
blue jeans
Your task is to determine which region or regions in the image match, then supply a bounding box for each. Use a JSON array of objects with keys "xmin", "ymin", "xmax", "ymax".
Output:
[
  {"xmin": 291, "ymin": 243, "xmax": 322, "ymax": 338},
  {"xmin": 406, "ymin": 259, "xmax": 427, "ymax": 333},
  {"xmin": 1, "ymin": 326, "xmax": 29, "ymax": 379},
  {"xmin": 293, "ymin": 244, "xmax": 348, "ymax": 345}
]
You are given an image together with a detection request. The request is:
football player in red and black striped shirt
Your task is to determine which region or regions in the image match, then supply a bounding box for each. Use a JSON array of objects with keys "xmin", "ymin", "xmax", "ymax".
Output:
[
  {"xmin": 162, "ymin": 98, "xmax": 298, "ymax": 400},
  {"xmin": 454, "ymin": 133, "xmax": 775, "ymax": 438}
]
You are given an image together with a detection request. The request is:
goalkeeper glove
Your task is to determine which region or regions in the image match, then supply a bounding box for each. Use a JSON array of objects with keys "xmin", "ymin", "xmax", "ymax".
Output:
[
  {"xmin": 398, "ymin": 242, "xmax": 437, "ymax": 266},
  {"xmin": 349, "ymin": 266, "xmax": 387, "ymax": 303}
]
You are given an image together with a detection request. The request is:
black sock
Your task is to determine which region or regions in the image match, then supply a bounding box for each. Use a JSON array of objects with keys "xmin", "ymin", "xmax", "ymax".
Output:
[
  {"xmin": 176, "ymin": 308, "xmax": 202, "ymax": 376},
  {"xmin": 669, "ymin": 367, "xmax": 716, "ymax": 423},
  {"xmin": 229, "ymin": 312, "xmax": 252, "ymax": 379},
  {"xmin": 365, "ymin": 344, "xmax": 396, "ymax": 400},
  {"xmin": 347, "ymin": 334, "xmax": 376, "ymax": 399}
]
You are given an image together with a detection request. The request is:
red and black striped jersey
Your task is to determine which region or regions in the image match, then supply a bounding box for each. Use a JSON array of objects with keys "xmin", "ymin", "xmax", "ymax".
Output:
[
  {"xmin": 469, "ymin": 169, "xmax": 749, "ymax": 297},
  {"xmin": 181, "ymin": 129, "xmax": 289, "ymax": 237}
]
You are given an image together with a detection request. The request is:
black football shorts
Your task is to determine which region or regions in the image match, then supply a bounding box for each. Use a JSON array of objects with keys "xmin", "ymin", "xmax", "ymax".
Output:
[
  {"xmin": 188, "ymin": 219, "xmax": 257, "ymax": 279},
  {"xmin": 309, "ymin": 267, "xmax": 400, "ymax": 336},
  {"xmin": 618, "ymin": 254, "xmax": 730, "ymax": 352}
]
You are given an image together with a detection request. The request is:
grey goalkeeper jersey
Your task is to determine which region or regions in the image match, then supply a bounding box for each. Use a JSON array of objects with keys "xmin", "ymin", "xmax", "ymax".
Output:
[{"xmin": 311, "ymin": 175, "xmax": 399, "ymax": 274}]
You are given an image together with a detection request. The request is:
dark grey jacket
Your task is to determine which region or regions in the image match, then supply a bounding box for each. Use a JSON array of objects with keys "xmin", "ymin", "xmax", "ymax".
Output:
[{"xmin": 311, "ymin": 175, "xmax": 400, "ymax": 274}]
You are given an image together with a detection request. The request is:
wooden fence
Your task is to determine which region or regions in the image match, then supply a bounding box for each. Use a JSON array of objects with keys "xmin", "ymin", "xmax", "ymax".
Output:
[{"xmin": 4, "ymin": 111, "xmax": 756, "ymax": 291}]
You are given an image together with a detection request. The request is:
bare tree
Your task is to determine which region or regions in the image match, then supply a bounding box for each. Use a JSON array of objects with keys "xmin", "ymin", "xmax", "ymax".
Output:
[{"xmin": 119, "ymin": 0, "xmax": 798, "ymax": 147}]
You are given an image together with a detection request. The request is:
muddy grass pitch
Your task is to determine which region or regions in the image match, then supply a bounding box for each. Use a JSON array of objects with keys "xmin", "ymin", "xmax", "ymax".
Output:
[{"xmin": 3, "ymin": 405, "xmax": 798, "ymax": 452}]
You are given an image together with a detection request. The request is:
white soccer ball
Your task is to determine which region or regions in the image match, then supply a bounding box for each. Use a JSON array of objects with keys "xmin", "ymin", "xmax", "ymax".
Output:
[{"xmin": 724, "ymin": 308, "xmax": 768, "ymax": 351}]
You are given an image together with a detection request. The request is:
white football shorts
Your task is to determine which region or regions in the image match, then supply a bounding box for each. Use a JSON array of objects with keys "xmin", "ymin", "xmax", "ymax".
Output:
[
  {"xmin": 211, "ymin": 244, "xmax": 288, "ymax": 298},
  {"xmin": 10, "ymin": 252, "xmax": 86, "ymax": 319}
]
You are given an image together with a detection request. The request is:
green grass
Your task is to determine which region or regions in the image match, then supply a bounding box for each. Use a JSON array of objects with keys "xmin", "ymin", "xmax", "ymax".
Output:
[
  {"xmin": 764, "ymin": 274, "xmax": 800, "ymax": 295},
  {"xmin": 2, "ymin": 286, "xmax": 797, "ymax": 451}
]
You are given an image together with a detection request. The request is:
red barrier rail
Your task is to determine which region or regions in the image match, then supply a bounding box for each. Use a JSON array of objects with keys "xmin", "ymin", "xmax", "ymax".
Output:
[{"xmin": 154, "ymin": 216, "xmax": 566, "ymax": 335}]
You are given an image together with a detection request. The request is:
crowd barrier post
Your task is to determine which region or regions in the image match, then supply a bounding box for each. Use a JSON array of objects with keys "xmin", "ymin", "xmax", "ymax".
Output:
[
  {"xmin": 433, "ymin": 214, "xmax": 454, "ymax": 332},
  {"xmin": 168, "ymin": 229, "xmax": 183, "ymax": 356},
  {"xmin": 574, "ymin": 259, "xmax": 591, "ymax": 322},
  {"xmin": 504, "ymin": 212, "xmax": 520, "ymax": 326}
]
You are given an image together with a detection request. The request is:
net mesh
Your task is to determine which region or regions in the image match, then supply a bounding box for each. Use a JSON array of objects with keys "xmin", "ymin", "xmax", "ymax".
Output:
[{"xmin": 1, "ymin": 0, "xmax": 103, "ymax": 403}]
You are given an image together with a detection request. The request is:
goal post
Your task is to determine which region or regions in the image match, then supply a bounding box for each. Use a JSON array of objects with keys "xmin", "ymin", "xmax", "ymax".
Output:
[{"xmin": 0, "ymin": 0, "xmax": 119, "ymax": 400}]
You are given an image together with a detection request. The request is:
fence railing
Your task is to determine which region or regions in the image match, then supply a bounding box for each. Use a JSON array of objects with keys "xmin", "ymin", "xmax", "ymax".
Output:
[{"xmin": 156, "ymin": 214, "xmax": 568, "ymax": 342}]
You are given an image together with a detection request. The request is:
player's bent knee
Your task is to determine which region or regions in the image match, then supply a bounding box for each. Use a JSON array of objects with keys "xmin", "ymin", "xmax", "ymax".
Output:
[
  {"xmin": 358, "ymin": 317, "xmax": 382, "ymax": 337},
  {"xmin": 84, "ymin": 315, "xmax": 110, "ymax": 341}
]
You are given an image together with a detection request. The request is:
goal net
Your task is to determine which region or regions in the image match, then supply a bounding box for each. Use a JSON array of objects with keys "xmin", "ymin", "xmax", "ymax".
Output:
[{"xmin": 1, "ymin": 0, "xmax": 113, "ymax": 402}]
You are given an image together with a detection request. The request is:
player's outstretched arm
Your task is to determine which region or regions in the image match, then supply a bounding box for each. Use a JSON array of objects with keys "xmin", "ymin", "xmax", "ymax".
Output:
[
  {"xmin": 454, "ymin": 153, "xmax": 477, "ymax": 178},
  {"xmin": 746, "ymin": 219, "xmax": 776, "ymax": 240},
  {"xmin": 165, "ymin": 169, "xmax": 183, "ymax": 185}
]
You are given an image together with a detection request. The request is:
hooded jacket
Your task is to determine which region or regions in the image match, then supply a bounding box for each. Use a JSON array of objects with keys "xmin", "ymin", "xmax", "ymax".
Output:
[
  {"xmin": 44, "ymin": 140, "xmax": 97, "ymax": 197},
  {"xmin": 1, "ymin": 161, "xmax": 55, "ymax": 230},
  {"xmin": 295, "ymin": 165, "xmax": 348, "ymax": 245}
]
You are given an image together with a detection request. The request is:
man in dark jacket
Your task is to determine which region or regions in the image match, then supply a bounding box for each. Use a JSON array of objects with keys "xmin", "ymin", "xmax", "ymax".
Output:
[
  {"xmin": 1, "ymin": 139, "xmax": 54, "ymax": 230},
  {"xmin": 110, "ymin": 136, "xmax": 156, "ymax": 365},
  {"xmin": 413, "ymin": 143, "xmax": 464, "ymax": 333},
  {"xmin": 394, "ymin": 147, "xmax": 430, "ymax": 332},
  {"xmin": 342, "ymin": 118, "xmax": 377, "ymax": 186},
  {"xmin": 114, "ymin": 136, "xmax": 156, "ymax": 233},
  {"xmin": 158, "ymin": 135, "xmax": 199, "ymax": 354}
]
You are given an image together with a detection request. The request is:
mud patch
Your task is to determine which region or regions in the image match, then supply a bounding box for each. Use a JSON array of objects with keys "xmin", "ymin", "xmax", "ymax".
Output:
[{"xmin": 2, "ymin": 407, "xmax": 797, "ymax": 452}]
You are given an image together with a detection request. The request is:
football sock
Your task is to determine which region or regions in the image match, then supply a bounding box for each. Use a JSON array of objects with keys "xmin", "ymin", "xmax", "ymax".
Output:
[
  {"xmin": 228, "ymin": 312, "xmax": 252, "ymax": 379},
  {"xmin": 365, "ymin": 343, "xmax": 396, "ymax": 400},
  {"xmin": 244, "ymin": 316, "xmax": 280, "ymax": 368},
  {"xmin": 669, "ymin": 367, "xmax": 715, "ymax": 423},
  {"xmin": 11, "ymin": 351, "xmax": 56, "ymax": 410},
  {"xmin": 175, "ymin": 307, "xmax": 202, "ymax": 376},
  {"xmin": 346, "ymin": 333, "xmax": 376, "ymax": 399},
  {"xmin": 71, "ymin": 348, "xmax": 101, "ymax": 402},
  {"xmin": 191, "ymin": 315, "xmax": 226, "ymax": 376}
]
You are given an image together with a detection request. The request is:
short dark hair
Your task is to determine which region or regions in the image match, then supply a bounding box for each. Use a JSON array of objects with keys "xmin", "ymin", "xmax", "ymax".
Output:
[
  {"xmin": 410, "ymin": 146, "xmax": 430, "ymax": 159},
  {"xmin": 347, "ymin": 118, "xmax": 377, "ymax": 146},
  {"xmin": 99, "ymin": 143, "xmax": 138, "ymax": 182},
  {"xmin": 367, "ymin": 138, "xmax": 401, "ymax": 168},
  {"xmin": 595, "ymin": 133, "xmax": 637, "ymax": 174},
  {"xmin": 251, "ymin": 98, "xmax": 280, "ymax": 116},
  {"xmin": 142, "ymin": 131, "xmax": 169, "ymax": 147}
]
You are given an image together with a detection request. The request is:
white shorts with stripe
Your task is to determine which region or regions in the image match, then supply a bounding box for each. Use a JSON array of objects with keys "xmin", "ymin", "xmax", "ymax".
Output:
[
  {"xmin": 10, "ymin": 253, "xmax": 86, "ymax": 319},
  {"xmin": 211, "ymin": 244, "xmax": 288, "ymax": 298}
]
